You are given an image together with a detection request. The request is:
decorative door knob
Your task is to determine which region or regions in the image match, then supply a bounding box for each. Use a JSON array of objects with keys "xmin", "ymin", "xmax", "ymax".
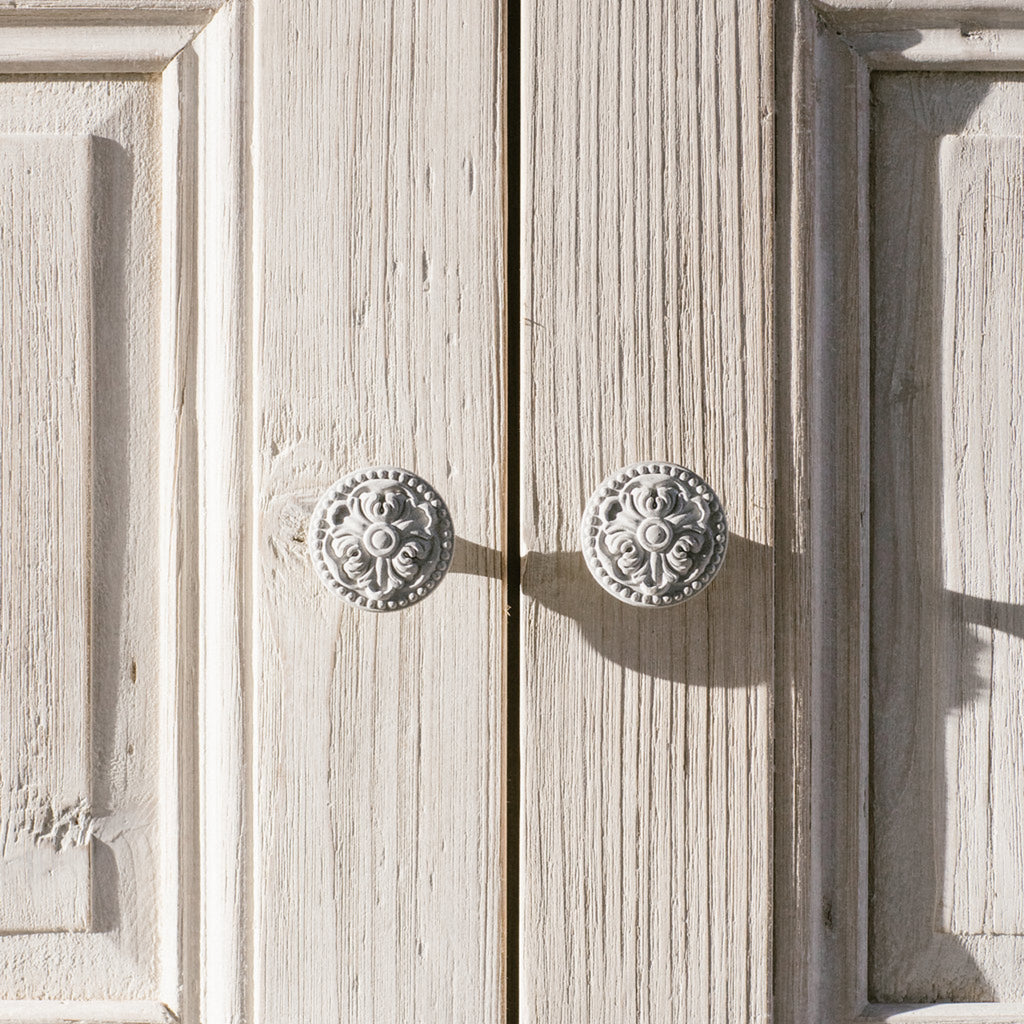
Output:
[
  {"xmin": 580, "ymin": 462, "xmax": 727, "ymax": 606},
  {"xmin": 309, "ymin": 467, "xmax": 454, "ymax": 610}
]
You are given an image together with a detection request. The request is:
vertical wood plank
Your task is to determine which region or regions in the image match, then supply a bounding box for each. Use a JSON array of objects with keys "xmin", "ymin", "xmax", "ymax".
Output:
[
  {"xmin": 252, "ymin": 1, "xmax": 506, "ymax": 1020},
  {"xmin": 519, "ymin": 2, "xmax": 773, "ymax": 1022},
  {"xmin": 0, "ymin": 135, "xmax": 92, "ymax": 936}
]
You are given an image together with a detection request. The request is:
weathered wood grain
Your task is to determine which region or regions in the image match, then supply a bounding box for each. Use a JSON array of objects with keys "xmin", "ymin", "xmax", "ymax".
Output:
[
  {"xmin": 519, "ymin": 2, "xmax": 774, "ymax": 1021},
  {"xmin": 870, "ymin": 73, "xmax": 1024, "ymax": 1004},
  {"xmin": 0, "ymin": 135, "xmax": 92, "ymax": 936},
  {"xmin": 936, "ymin": 135, "xmax": 1024, "ymax": 942},
  {"xmin": 0, "ymin": 79, "xmax": 168, "ymax": 1001},
  {"xmin": 251, "ymin": 2, "xmax": 506, "ymax": 1021},
  {"xmin": 776, "ymin": 11, "xmax": 1024, "ymax": 1022}
]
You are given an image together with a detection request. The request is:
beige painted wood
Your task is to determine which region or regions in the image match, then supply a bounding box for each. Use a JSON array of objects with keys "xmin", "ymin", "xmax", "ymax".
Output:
[
  {"xmin": 519, "ymin": 2, "xmax": 774, "ymax": 1021},
  {"xmin": 870, "ymin": 73, "xmax": 1024, "ymax": 1004},
  {"xmin": 0, "ymin": 5, "xmax": 252, "ymax": 1021},
  {"xmin": 251, "ymin": 2, "xmax": 506, "ymax": 1022},
  {"xmin": 0, "ymin": 78, "xmax": 170, "ymax": 1006},
  {"xmin": 776, "ymin": 7, "xmax": 1024, "ymax": 1024},
  {"xmin": 0, "ymin": 135, "xmax": 93, "ymax": 936},
  {"xmin": 4, "ymin": 2, "xmax": 784, "ymax": 1021}
]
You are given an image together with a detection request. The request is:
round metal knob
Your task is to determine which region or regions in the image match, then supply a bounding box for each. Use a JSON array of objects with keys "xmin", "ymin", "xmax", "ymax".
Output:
[
  {"xmin": 580, "ymin": 462, "xmax": 727, "ymax": 607},
  {"xmin": 309, "ymin": 467, "xmax": 454, "ymax": 611}
]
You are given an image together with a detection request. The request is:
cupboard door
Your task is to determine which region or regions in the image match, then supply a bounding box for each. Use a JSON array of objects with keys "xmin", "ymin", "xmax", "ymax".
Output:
[
  {"xmin": 0, "ymin": 10, "xmax": 242, "ymax": 1017},
  {"xmin": 1, "ymin": 0, "xmax": 782, "ymax": 1020},
  {"xmin": 778, "ymin": 4, "xmax": 1024, "ymax": 1022},
  {"xmin": 518, "ymin": 1, "xmax": 774, "ymax": 1021},
  {"xmin": 0, "ymin": 1, "xmax": 508, "ymax": 1022},
  {"xmin": 251, "ymin": 1, "xmax": 508, "ymax": 1022}
]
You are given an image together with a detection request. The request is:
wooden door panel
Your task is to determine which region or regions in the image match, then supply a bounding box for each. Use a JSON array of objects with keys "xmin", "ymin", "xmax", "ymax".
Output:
[
  {"xmin": 251, "ymin": 2, "xmax": 507, "ymax": 1022},
  {"xmin": 0, "ymin": 76, "xmax": 172, "ymax": 1004},
  {"xmin": 519, "ymin": 2, "xmax": 774, "ymax": 1021},
  {"xmin": 778, "ymin": 6, "xmax": 1024, "ymax": 1022},
  {"xmin": 871, "ymin": 73, "xmax": 1024, "ymax": 1002},
  {"xmin": 0, "ymin": 7, "xmax": 248, "ymax": 1021},
  {"xmin": 1, "ymin": 133, "xmax": 95, "ymax": 937}
]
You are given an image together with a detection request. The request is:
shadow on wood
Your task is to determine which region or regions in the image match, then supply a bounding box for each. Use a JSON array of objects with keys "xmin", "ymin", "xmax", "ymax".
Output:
[
  {"xmin": 451, "ymin": 537, "xmax": 504, "ymax": 581},
  {"xmin": 520, "ymin": 533, "xmax": 771, "ymax": 686}
]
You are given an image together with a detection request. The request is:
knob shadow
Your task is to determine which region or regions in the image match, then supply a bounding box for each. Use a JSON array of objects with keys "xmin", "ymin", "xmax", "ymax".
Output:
[
  {"xmin": 520, "ymin": 533, "xmax": 771, "ymax": 686},
  {"xmin": 451, "ymin": 537, "xmax": 504, "ymax": 580}
]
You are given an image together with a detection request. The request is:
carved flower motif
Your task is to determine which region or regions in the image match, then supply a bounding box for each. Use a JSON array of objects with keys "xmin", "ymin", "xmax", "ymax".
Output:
[
  {"xmin": 309, "ymin": 469, "xmax": 453, "ymax": 610},
  {"xmin": 582, "ymin": 464, "xmax": 727, "ymax": 606}
]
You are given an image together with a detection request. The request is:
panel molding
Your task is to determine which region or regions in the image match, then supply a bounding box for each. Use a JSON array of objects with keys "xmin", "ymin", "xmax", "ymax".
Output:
[
  {"xmin": 777, "ymin": 3, "xmax": 1024, "ymax": 1023},
  {"xmin": 817, "ymin": 5, "xmax": 1024, "ymax": 70},
  {"xmin": 0, "ymin": 3, "xmax": 220, "ymax": 72},
  {"xmin": 0, "ymin": 3, "xmax": 250, "ymax": 1023},
  {"xmin": 0, "ymin": 1001, "xmax": 177, "ymax": 1024},
  {"xmin": 192, "ymin": 6, "xmax": 251, "ymax": 1023}
]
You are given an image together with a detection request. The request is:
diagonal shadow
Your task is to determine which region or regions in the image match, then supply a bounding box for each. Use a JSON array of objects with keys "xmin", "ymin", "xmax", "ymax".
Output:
[{"xmin": 520, "ymin": 534, "xmax": 770, "ymax": 686}]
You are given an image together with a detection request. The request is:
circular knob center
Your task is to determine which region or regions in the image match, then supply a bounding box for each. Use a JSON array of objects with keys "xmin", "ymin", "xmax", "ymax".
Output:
[
  {"xmin": 363, "ymin": 523, "xmax": 400, "ymax": 556},
  {"xmin": 636, "ymin": 516, "xmax": 673, "ymax": 552}
]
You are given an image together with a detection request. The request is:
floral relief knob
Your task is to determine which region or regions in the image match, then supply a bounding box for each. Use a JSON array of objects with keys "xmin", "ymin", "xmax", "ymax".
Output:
[
  {"xmin": 581, "ymin": 462, "xmax": 728, "ymax": 606},
  {"xmin": 309, "ymin": 468, "xmax": 454, "ymax": 611}
]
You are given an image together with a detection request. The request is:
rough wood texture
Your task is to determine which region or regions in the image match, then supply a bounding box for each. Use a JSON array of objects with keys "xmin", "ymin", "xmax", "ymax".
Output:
[
  {"xmin": 251, "ymin": 2, "xmax": 506, "ymax": 1021},
  {"xmin": 0, "ymin": 135, "xmax": 93, "ymax": 936},
  {"xmin": 938, "ymin": 136, "xmax": 1024, "ymax": 940},
  {"xmin": 776, "ymin": 8, "xmax": 1024, "ymax": 1024},
  {"xmin": 519, "ymin": 2, "xmax": 774, "ymax": 1021},
  {"xmin": 0, "ymin": 7, "xmax": 250, "ymax": 1016},
  {"xmin": 870, "ymin": 73, "xmax": 1024, "ymax": 1004},
  {"xmin": 0, "ymin": 79, "xmax": 167, "ymax": 1004}
]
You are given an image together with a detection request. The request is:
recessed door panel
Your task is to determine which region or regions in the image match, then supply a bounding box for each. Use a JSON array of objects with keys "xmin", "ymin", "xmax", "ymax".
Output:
[
  {"xmin": 0, "ymin": 75, "xmax": 174, "ymax": 1006},
  {"xmin": 0, "ymin": 134, "xmax": 94, "ymax": 936},
  {"xmin": 870, "ymin": 72, "xmax": 1024, "ymax": 1004}
]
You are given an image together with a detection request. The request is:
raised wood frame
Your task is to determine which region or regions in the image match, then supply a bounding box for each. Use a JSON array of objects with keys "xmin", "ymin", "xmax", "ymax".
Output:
[
  {"xmin": 776, "ymin": 3, "xmax": 1024, "ymax": 1023},
  {"xmin": 0, "ymin": 4, "xmax": 250, "ymax": 1022}
]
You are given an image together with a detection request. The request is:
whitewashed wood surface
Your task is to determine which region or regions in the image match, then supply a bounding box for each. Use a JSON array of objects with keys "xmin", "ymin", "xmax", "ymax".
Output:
[
  {"xmin": 870, "ymin": 72, "xmax": 1024, "ymax": 1004},
  {"xmin": 0, "ymin": 135, "xmax": 93, "ymax": 938},
  {"xmin": 518, "ymin": 1, "xmax": 774, "ymax": 1021},
  {"xmin": 251, "ymin": 1, "xmax": 507, "ymax": 1021},
  {"xmin": 0, "ymin": 1, "xmax": 784, "ymax": 1020},
  {"xmin": 0, "ymin": 77, "xmax": 169, "ymax": 1003},
  {"xmin": 776, "ymin": 11, "xmax": 1024, "ymax": 1022}
]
